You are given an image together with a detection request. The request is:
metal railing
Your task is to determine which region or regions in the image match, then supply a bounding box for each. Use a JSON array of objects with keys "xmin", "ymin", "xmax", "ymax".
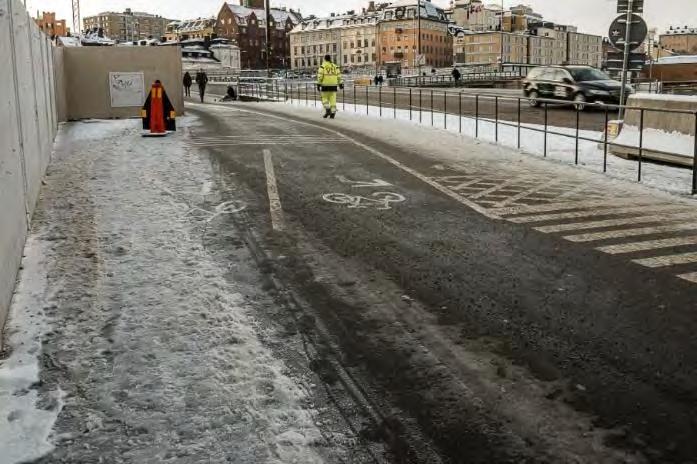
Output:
[
  {"xmin": 229, "ymin": 80, "xmax": 697, "ymax": 195},
  {"xmin": 391, "ymin": 71, "xmax": 524, "ymax": 88}
]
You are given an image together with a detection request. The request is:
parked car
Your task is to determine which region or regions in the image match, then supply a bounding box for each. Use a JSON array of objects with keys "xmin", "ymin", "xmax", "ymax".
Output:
[{"xmin": 523, "ymin": 65, "xmax": 633, "ymax": 110}]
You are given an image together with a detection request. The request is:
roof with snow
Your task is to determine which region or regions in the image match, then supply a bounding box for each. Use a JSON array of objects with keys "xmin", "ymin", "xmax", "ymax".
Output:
[
  {"xmin": 656, "ymin": 55, "xmax": 697, "ymax": 65},
  {"xmin": 291, "ymin": 12, "xmax": 380, "ymax": 34},
  {"xmin": 224, "ymin": 3, "xmax": 301, "ymax": 29},
  {"xmin": 380, "ymin": 0, "xmax": 448, "ymax": 21}
]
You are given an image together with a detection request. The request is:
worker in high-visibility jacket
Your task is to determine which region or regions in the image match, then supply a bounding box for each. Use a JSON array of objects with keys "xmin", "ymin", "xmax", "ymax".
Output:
[{"xmin": 316, "ymin": 54, "xmax": 344, "ymax": 119}]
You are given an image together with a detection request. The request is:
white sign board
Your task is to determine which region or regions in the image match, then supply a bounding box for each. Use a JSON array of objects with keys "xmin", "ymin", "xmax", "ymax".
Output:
[{"xmin": 109, "ymin": 72, "xmax": 145, "ymax": 108}]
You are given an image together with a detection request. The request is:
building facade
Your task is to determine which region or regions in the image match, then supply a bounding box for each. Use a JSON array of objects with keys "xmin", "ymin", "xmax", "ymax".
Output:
[
  {"xmin": 660, "ymin": 26, "xmax": 697, "ymax": 55},
  {"xmin": 165, "ymin": 18, "xmax": 217, "ymax": 42},
  {"xmin": 377, "ymin": 0, "xmax": 453, "ymax": 69},
  {"xmin": 567, "ymin": 31, "xmax": 603, "ymax": 68},
  {"xmin": 34, "ymin": 11, "xmax": 70, "ymax": 38},
  {"xmin": 216, "ymin": 1, "xmax": 301, "ymax": 69},
  {"xmin": 457, "ymin": 32, "xmax": 527, "ymax": 66},
  {"xmin": 83, "ymin": 9, "xmax": 171, "ymax": 42},
  {"xmin": 289, "ymin": 10, "xmax": 380, "ymax": 73}
]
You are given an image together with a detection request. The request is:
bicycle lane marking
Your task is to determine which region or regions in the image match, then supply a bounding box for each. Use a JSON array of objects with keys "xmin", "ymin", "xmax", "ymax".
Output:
[
  {"xmin": 263, "ymin": 149, "xmax": 285, "ymax": 232},
  {"xmin": 219, "ymin": 105, "xmax": 500, "ymax": 220}
]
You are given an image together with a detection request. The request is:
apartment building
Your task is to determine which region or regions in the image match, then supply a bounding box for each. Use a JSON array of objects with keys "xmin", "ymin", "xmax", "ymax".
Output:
[
  {"xmin": 83, "ymin": 9, "xmax": 171, "ymax": 42},
  {"xmin": 660, "ymin": 26, "xmax": 697, "ymax": 55},
  {"xmin": 457, "ymin": 32, "xmax": 526, "ymax": 66},
  {"xmin": 165, "ymin": 18, "xmax": 217, "ymax": 42},
  {"xmin": 34, "ymin": 11, "xmax": 70, "ymax": 38},
  {"xmin": 289, "ymin": 11, "xmax": 380, "ymax": 72},
  {"xmin": 567, "ymin": 31, "xmax": 603, "ymax": 68},
  {"xmin": 377, "ymin": 0, "xmax": 453, "ymax": 69},
  {"xmin": 216, "ymin": 0, "xmax": 301, "ymax": 69}
]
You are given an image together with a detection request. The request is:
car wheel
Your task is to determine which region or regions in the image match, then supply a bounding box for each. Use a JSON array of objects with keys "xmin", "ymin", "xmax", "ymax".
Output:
[
  {"xmin": 574, "ymin": 93, "xmax": 587, "ymax": 111},
  {"xmin": 528, "ymin": 90, "xmax": 540, "ymax": 108}
]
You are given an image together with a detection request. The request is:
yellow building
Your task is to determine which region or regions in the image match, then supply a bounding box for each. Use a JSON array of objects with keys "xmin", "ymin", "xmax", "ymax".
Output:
[{"xmin": 165, "ymin": 18, "xmax": 217, "ymax": 42}]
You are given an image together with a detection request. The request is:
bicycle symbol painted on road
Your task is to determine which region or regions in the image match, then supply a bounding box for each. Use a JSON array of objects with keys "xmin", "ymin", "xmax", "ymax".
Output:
[{"xmin": 322, "ymin": 192, "xmax": 406, "ymax": 210}]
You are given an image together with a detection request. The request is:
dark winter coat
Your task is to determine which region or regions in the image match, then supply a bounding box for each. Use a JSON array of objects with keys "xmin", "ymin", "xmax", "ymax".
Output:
[
  {"xmin": 195, "ymin": 72, "xmax": 208, "ymax": 88},
  {"xmin": 183, "ymin": 72, "xmax": 193, "ymax": 87}
]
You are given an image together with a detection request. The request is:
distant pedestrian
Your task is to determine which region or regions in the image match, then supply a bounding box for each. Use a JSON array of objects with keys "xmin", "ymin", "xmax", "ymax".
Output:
[
  {"xmin": 316, "ymin": 54, "xmax": 343, "ymax": 119},
  {"xmin": 451, "ymin": 68, "xmax": 461, "ymax": 84},
  {"xmin": 374, "ymin": 75, "xmax": 380, "ymax": 86},
  {"xmin": 195, "ymin": 69, "xmax": 208, "ymax": 103},
  {"xmin": 183, "ymin": 71, "xmax": 192, "ymax": 97},
  {"xmin": 378, "ymin": 75, "xmax": 384, "ymax": 86}
]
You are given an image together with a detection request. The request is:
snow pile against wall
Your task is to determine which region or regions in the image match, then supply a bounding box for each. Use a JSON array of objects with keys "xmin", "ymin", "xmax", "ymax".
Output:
[{"xmin": 0, "ymin": 0, "xmax": 59, "ymax": 345}]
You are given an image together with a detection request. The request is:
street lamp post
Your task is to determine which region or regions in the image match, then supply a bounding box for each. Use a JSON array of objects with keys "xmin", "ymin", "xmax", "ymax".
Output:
[
  {"xmin": 265, "ymin": 0, "xmax": 272, "ymax": 77},
  {"xmin": 417, "ymin": 0, "xmax": 421, "ymax": 75}
]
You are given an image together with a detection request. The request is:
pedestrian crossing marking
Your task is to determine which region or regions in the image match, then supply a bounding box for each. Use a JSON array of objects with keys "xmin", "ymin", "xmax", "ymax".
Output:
[
  {"xmin": 509, "ymin": 204, "xmax": 681, "ymax": 224},
  {"xmin": 564, "ymin": 223, "xmax": 697, "ymax": 243},
  {"xmin": 634, "ymin": 252, "xmax": 697, "ymax": 268},
  {"xmin": 535, "ymin": 211, "xmax": 697, "ymax": 234},
  {"xmin": 491, "ymin": 199, "xmax": 646, "ymax": 216},
  {"xmin": 598, "ymin": 236, "xmax": 697, "ymax": 255}
]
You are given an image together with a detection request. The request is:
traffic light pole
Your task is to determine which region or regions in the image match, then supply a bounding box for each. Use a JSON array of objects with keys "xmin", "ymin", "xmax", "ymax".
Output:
[
  {"xmin": 417, "ymin": 0, "xmax": 422, "ymax": 76},
  {"xmin": 265, "ymin": 0, "xmax": 272, "ymax": 78},
  {"xmin": 618, "ymin": 0, "xmax": 633, "ymax": 119}
]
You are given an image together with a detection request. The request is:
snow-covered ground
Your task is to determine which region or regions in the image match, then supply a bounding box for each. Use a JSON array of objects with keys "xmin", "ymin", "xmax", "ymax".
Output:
[
  {"xmin": 0, "ymin": 117, "xmax": 355, "ymax": 463},
  {"xmin": 282, "ymin": 98, "xmax": 696, "ymax": 195}
]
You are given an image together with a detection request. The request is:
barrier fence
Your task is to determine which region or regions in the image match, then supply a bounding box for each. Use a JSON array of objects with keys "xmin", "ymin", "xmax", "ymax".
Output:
[{"xmin": 227, "ymin": 80, "xmax": 697, "ymax": 195}]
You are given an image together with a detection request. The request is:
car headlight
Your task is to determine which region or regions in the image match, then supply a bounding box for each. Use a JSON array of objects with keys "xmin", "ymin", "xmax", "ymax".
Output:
[{"xmin": 587, "ymin": 89, "xmax": 610, "ymax": 96}]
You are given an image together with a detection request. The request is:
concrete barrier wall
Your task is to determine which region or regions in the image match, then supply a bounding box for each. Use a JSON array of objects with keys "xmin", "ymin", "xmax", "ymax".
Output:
[
  {"xmin": 625, "ymin": 94, "xmax": 697, "ymax": 136},
  {"xmin": 64, "ymin": 46, "xmax": 184, "ymax": 120},
  {"xmin": 0, "ymin": 0, "xmax": 58, "ymax": 345}
]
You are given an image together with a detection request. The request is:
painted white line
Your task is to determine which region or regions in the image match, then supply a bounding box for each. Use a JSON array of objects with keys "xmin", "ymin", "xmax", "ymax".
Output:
[
  {"xmin": 536, "ymin": 211, "xmax": 697, "ymax": 234},
  {"xmin": 263, "ymin": 149, "xmax": 285, "ymax": 232},
  {"xmin": 448, "ymin": 178, "xmax": 489, "ymax": 192},
  {"xmin": 191, "ymin": 141, "xmax": 347, "ymax": 147},
  {"xmin": 494, "ymin": 180, "xmax": 562, "ymax": 208},
  {"xmin": 678, "ymin": 272, "xmax": 697, "ymax": 284},
  {"xmin": 469, "ymin": 179, "xmax": 520, "ymax": 200},
  {"xmin": 634, "ymin": 252, "xmax": 697, "ymax": 268},
  {"xmin": 565, "ymin": 223, "xmax": 697, "ymax": 243},
  {"xmin": 598, "ymin": 235, "xmax": 697, "ymax": 255},
  {"xmin": 491, "ymin": 199, "xmax": 629, "ymax": 217},
  {"xmin": 227, "ymin": 106, "xmax": 499, "ymax": 219},
  {"xmin": 509, "ymin": 204, "xmax": 681, "ymax": 224}
]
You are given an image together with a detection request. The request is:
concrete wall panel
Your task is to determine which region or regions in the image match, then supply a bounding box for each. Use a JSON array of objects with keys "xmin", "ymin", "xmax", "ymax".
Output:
[{"xmin": 64, "ymin": 46, "xmax": 184, "ymax": 120}]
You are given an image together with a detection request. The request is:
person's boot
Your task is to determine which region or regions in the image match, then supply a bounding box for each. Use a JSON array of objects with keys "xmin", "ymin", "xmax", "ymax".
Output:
[
  {"xmin": 329, "ymin": 112, "xmax": 336, "ymax": 119},
  {"xmin": 323, "ymin": 108, "xmax": 331, "ymax": 119}
]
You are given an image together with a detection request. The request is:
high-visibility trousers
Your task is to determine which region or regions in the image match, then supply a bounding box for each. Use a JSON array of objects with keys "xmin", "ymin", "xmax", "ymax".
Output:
[{"xmin": 321, "ymin": 91, "xmax": 337, "ymax": 113}]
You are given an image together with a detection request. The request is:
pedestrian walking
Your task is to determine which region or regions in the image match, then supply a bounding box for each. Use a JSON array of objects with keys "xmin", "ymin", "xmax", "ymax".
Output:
[
  {"xmin": 316, "ymin": 54, "xmax": 343, "ymax": 119},
  {"xmin": 451, "ymin": 68, "xmax": 461, "ymax": 85},
  {"xmin": 378, "ymin": 75, "xmax": 384, "ymax": 86},
  {"xmin": 374, "ymin": 75, "xmax": 380, "ymax": 86},
  {"xmin": 195, "ymin": 69, "xmax": 208, "ymax": 103},
  {"xmin": 183, "ymin": 71, "xmax": 192, "ymax": 97}
]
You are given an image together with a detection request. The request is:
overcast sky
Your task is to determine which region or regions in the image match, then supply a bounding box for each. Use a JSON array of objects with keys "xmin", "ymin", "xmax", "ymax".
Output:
[{"xmin": 26, "ymin": 0, "xmax": 697, "ymax": 37}]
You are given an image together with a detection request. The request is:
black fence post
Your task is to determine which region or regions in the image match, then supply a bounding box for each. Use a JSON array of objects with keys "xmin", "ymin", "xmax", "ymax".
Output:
[
  {"xmin": 353, "ymin": 84, "xmax": 356, "ymax": 112},
  {"xmin": 495, "ymin": 96, "xmax": 499, "ymax": 143},
  {"xmin": 305, "ymin": 83, "xmax": 308, "ymax": 107},
  {"xmin": 342, "ymin": 85, "xmax": 346, "ymax": 111},
  {"xmin": 444, "ymin": 91, "xmax": 447, "ymax": 129},
  {"xmin": 394, "ymin": 86, "xmax": 397, "ymax": 119},
  {"xmin": 430, "ymin": 90, "xmax": 434, "ymax": 126},
  {"xmin": 638, "ymin": 108, "xmax": 645, "ymax": 182},
  {"xmin": 409, "ymin": 88, "xmax": 413, "ymax": 121},
  {"xmin": 517, "ymin": 97, "xmax": 521, "ymax": 150},
  {"xmin": 475, "ymin": 95, "xmax": 479, "ymax": 138},
  {"xmin": 544, "ymin": 102, "xmax": 548, "ymax": 157},
  {"xmin": 419, "ymin": 88, "xmax": 423, "ymax": 124},
  {"xmin": 366, "ymin": 85, "xmax": 369, "ymax": 115},
  {"xmin": 379, "ymin": 85, "xmax": 383, "ymax": 117},
  {"xmin": 575, "ymin": 107, "xmax": 580, "ymax": 165},
  {"xmin": 693, "ymin": 112, "xmax": 697, "ymax": 195},
  {"xmin": 459, "ymin": 92, "xmax": 462, "ymax": 134},
  {"xmin": 314, "ymin": 84, "xmax": 318, "ymax": 107},
  {"xmin": 603, "ymin": 107, "xmax": 609, "ymax": 173}
]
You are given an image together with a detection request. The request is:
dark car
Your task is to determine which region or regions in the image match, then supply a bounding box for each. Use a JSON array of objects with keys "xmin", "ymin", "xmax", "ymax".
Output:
[{"xmin": 523, "ymin": 65, "xmax": 633, "ymax": 110}]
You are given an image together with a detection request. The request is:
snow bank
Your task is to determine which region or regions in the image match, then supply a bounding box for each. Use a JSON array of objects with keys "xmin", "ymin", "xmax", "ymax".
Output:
[
  {"xmin": 633, "ymin": 93, "xmax": 697, "ymax": 103},
  {"xmin": 0, "ymin": 237, "xmax": 63, "ymax": 464},
  {"xmin": 614, "ymin": 125, "xmax": 696, "ymax": 158}
]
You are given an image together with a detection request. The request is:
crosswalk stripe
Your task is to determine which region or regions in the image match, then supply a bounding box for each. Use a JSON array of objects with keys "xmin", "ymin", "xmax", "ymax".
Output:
[
  {"xmin": 491, "ymin": 199, "xmax": 639, "ymax": 216},
  {"xmin": 190, "ymin": 140, "xmax": 347, "ymax": 147},
  {"xmin": 535, "ymin": 211, "xmax": 697, "ymax": 233},
  {"xmin": 564, "ymin": 222, "xmax": 697, "ymax": 243},
  {"xmin": 678, "ymin": 272, "xmax": 697, "ymax": 283},
  {"xmin": 634, "ymin": 252, "xmax": 697, "ymax": 268},
  {"xmin": 448, "ymin": 178, "xmax": 489, "ymax": 191},
  {"xmin": 509, "ymin": 204, "xmax": 681, "ymax": 224},
  {"xmin": 598, "ymin": 235, "xmax": 697, "ymax": 254}
]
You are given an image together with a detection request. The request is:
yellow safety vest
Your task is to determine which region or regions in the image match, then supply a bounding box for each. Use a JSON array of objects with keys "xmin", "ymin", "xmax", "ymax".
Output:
[{"xmin": 317, "ymin": 61, "xmax": 342, "ymax": 89}]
